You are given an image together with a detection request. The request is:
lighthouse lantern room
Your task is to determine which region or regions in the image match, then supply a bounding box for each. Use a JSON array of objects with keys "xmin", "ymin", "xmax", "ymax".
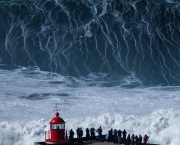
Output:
[{"xmin": 45, "ymin": 108, "xmax": 69, "ymax": 144}]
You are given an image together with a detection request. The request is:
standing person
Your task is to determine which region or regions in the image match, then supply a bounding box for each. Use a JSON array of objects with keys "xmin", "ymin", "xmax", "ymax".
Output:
[
  {"xmin": 69, "ymin": 129, "xmax": 74, "ymax": 144},
  {"xmin": 117, "ymin": 129, "xmax": 122, "ymax": 137},
  {"xmin": 143, "ymin": 134, "xmax": 149, "ymax": 144},
  {"xmin": 97, "ymin": 126, "xmax": 103, "ymax": 142},
  {"xmin": 79, "ymin": 128, "xmax": 83, "ymax": 143},
  {"xmin": 138, "ymin": 134, "xmax": 142, "ymax": 145},
  {"xmin": 122, "ymin": 129, "xmax": 127, "ymax": 144},
  {"xmin": 76, "ymin": 127, "xmax": 80, "ymax": 143},
  {"xmin": 135, "ymin": 135, "xmax": 139, "ymax": 145},
  {"xmin": 126, "ymin": 134, "xmax": 131, "ymax": 145},
  {"xmin": 130, "ymin": 134, "xmax": 135, "ymax": 145},
  {"xmin": 108, "ymin": 128, "xmax": 113, "ymax": 142},
  {"xmin": 90, "ymin": 127, "xmax": 97, "ymax": 141},
  {"xmin": 86, "ymin": 128, "xmax": 90, "ymax": 142},
  {"xmin": 113, "ymin": 129, "xmax": 118, "ymax": 143}
]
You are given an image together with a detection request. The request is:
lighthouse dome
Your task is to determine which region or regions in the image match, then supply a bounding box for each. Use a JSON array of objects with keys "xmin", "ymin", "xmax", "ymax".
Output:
[{"xmin": 50, "ymin": 112, "xmax": 65, "ymax": 124}]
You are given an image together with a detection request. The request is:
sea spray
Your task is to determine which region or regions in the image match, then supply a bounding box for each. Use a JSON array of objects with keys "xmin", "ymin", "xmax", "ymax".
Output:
[{"xmin": 1, "ymin": 109, "xmax": 180, "ymax": 145}]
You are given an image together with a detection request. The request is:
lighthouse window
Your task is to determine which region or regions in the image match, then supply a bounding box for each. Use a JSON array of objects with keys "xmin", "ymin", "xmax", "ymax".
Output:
[
  {"xmin": 51, "ymin": 124, "xmax": 57, "ymax": 129},
  {"xmin": 60, "ymin": 124, "xmax": 65, "ymax": 129},
  {"xmin": 51, "ymin": 124, "xmax": 65, "ymax": 130},
  {"xmin": 57, "ymin": 124, "xmax": 65, "ymax": 129}
]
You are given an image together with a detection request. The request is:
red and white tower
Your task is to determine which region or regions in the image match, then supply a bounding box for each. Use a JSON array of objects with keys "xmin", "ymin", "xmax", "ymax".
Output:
[{"xmin": 45, "ymin": 107, "xmax": 69, "ymax": 144}]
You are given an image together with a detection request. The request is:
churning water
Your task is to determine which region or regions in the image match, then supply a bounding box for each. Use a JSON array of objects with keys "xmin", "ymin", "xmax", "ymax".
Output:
[{"xmin": 0, "ymin": 0, "xmax": 180, "ymax": 145}]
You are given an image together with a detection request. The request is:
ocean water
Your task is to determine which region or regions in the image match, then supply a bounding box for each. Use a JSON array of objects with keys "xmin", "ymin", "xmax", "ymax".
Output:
[{"xmin": 0, "ymin": 0, "xmax": 180, "ymax": 145}]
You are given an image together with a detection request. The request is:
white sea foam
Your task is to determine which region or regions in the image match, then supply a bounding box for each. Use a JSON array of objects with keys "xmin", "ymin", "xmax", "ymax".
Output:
[
  {"xmin": 0, "ymin": 119, "xmax": 47, "ymax": 145},
  {"xmin": 0, "ymin": 109, "xmax": 180, "ymax": 145},
  {"xmin": 66, "ymin": 109, "xmax": 180, "ymax": 145},
  {"xmin": 0, "ymin": 66, "xmax": 180, "ymax": 145}
]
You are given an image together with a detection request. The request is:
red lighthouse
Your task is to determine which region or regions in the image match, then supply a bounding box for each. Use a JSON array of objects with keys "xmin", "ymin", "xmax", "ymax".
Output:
[{"xmin": 45, "ymin": 110, "xmax": 69, "ymax": 144}]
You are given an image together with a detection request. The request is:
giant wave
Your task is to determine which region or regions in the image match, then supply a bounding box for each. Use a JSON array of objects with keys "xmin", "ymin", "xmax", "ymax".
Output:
[{"xmin": 1, "ymin": 0, "xmax": 180, "ymax": 85}]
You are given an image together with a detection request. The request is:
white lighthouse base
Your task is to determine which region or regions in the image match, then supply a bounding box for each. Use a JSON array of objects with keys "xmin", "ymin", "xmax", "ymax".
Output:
[{"xmin": 46, "ymin": 140, "xmax": 70, "ymax": 144}]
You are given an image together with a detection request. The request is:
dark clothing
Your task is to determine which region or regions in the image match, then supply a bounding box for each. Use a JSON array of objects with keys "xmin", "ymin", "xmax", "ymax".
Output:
[
  {"xmin": 135, "ymin": 136, "xmax": 139, "ymax": 145},
  {"xmin": 117, "ymin": 129, "xmax": 122, "ymax": 137},
  {"xmin": 90, "ymin": 127, "xmax": 96, "ymax": 141},
  {"xmin": 131, "ymin": 134, "xmax": 135, "ymax": 145},
  {"xmin": 118, "ymin": 136, "xmax": 122, "ymax": 144},
  {"xmin": 113, "ymin": 129, "xmax": 117, "ymax": 142},
  {"xmin": 108, "ymin": 129, "xmax": 112, "ymax": 142},
  {"xmin": 114, "ymin": 129, "xmax": 117, "ymax": 136},
  {"xmin": 76, "ymin": 128, "xmax": 80, "ymax": 143},
  {"xmin": 97, "ymin": 127, "xmax": 103, "ymax": 141},
  {"xmin": 86, "ymin": 128, "xmax": 90, "ymax": 142},
  {"xmin": 79, "ymin": 129, "xmax": 83, "ymax": 143},
  {"xmin": 69, "ymin": 129, "xmax": 74, "ymax": 144},
  {"xmin": 126, "ymin": 134, "xmax": 131, "ymax": 145},
  {"xmin": 122, "ymin": 130, "xmax": 127, "ymax": 143},
  {"xmin": 138, "ymin": 135, "xmax": 142, "ymax": 144}
]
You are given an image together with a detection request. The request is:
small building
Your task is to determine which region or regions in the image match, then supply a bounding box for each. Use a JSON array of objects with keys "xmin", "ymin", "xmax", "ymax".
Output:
[
  {"xmin": 45, "ymin": 110, "xmax": 69, "ymax": 144},
  {"xmin": 34, "ymin": 110, "xmax": 69, "ymax": 145}
]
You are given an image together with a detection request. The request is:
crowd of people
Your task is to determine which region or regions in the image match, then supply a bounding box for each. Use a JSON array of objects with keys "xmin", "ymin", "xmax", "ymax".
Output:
[
  {"xmin": 69, "ymin": 127, "xmax": 149, "ymax": 145},
  {"xmin": 69, "ymin": 126, "xmax": 103, "ymax": 144},
  {"xmin": 107, "ymin": 128, "xmax": 149, "ymax": 145}
]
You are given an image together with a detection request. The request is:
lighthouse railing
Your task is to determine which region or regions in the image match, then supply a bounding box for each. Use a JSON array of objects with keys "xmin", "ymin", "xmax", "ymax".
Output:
[
  {"xmin": 65, "ymin": 130, "xmax": 68, "ymax": 140},
  {"xmin": 45, "ymin": 130, "xmax": 51, "ymax": 142}
]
